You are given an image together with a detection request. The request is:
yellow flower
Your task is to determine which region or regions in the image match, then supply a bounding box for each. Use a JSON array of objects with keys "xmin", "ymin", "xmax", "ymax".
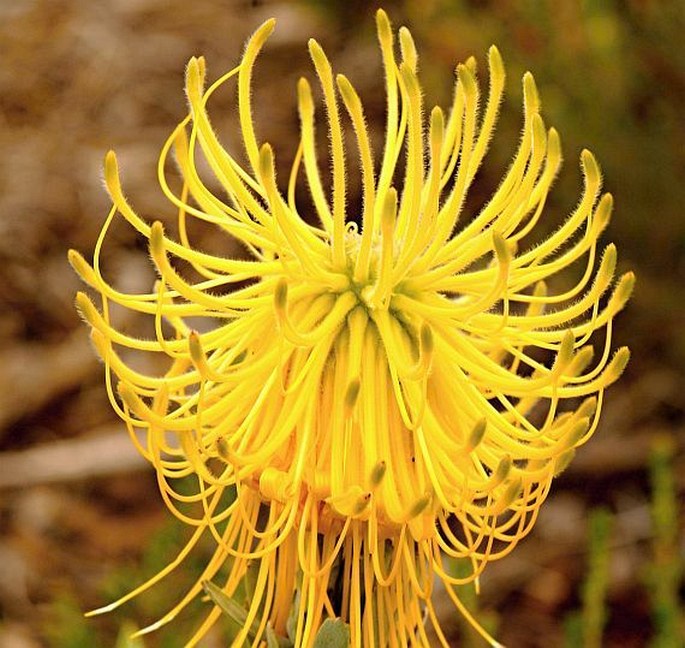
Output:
[{"xmin": 70, "ymin": 9, "xmax": 632, "ymax": 647}]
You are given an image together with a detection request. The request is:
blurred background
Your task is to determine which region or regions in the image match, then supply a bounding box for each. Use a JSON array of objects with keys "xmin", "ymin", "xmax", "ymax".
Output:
[{"xmin": 0, "ymin": 0, "xmax": 683, "ymax": 646}]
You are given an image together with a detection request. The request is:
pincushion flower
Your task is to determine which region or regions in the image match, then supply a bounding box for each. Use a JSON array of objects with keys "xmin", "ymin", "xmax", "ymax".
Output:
[{"xmin": 70, "ymin": 9, "xmax": 633, "ymax": 647}]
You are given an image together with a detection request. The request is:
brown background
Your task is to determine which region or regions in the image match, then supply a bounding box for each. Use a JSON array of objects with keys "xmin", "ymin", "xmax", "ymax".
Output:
[{"xmin": 1, "ymin": 1, "xmax": 683, "ymax": 646}]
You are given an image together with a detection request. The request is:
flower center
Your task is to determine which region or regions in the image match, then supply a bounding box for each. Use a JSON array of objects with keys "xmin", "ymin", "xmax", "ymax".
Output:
[{"xmin": 341, "ymin": 218, "xmax": 403, "ymax": 314}]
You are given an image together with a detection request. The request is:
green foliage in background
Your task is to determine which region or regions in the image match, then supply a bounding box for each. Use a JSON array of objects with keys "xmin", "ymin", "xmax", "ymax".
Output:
[
  {"xmin": 648, "ymin": 437, "xmax": 684, "ymax": 648},
  {"xmin": 563, "ymin": 508, "xmax": 613, "ymax": 648},
  {"xmin": 43, "ymin": 475, "xmax": 235, "ymax": 648},
  {"xmin": 581, "ymin": 508, "xmax": 613, "ymax": 648},
  {"xmin": 43, "ymin": 595, "xmax": 100, "ymax": 648},
  {"xmin": 448, "ymin": 558, "xmax": 498, "ymax": 647},
  {"xmin": 564, "ymin": 435, "xmax": 684, "ymax": 647},
  {"xmin": 43, "ymin": 519, "xmax": 202, "ymax": 648}
]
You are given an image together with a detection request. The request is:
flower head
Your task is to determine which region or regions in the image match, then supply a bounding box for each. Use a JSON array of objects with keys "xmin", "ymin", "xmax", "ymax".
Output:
[{"xmin": 71, "ymin": 9, "xmax": 632, "ymax": 647}]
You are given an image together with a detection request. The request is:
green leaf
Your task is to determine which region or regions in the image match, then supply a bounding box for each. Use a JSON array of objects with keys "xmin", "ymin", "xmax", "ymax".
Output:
[
  {"xmin": 203, "ymin": 581, "xmax": 294, "ymax": 647},
  {"xmin": 265, "ymin": 623, "xmax": 281, "ymax": 648},
  {"xmin": 286, "ymin": 590, "xmax": 299, "ymax": 643},
  {"xmin": 265, "ymin": 622, "xmax": 293, "ymax": 648},
  {"xmin": 202, "ymin": 580, "xmax": 257, "ymax": 639},
  {"xmin": 203, "ymin": 580, "xmax": 247, "ymax": 622},
  {"xmin": 312, "ymin": 618, "xmax": 350, "ymax": 648}
]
